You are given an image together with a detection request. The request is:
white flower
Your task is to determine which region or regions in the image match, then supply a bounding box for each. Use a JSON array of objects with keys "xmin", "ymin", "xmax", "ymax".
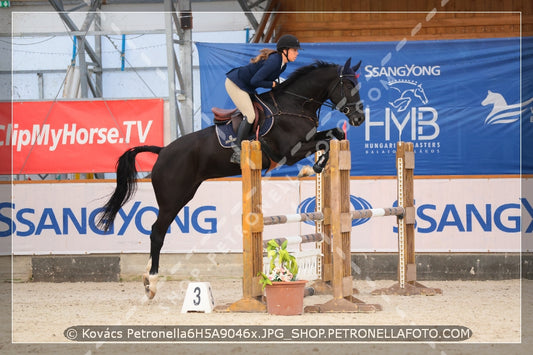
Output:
[{"xmin": 280, "ymin": 272, "xmax": 293, "ymax": 282}]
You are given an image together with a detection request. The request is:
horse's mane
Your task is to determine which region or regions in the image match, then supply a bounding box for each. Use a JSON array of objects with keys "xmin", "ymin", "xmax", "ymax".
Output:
[{"xmin": 277, "ymin": 61, "xmax": 336, "ymax": 90}]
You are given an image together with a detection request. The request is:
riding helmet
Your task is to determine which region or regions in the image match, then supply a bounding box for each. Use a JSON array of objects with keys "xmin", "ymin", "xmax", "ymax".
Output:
[{"xmin": 277, "ymin": 34, "xmax": 301, "ymax": 51}]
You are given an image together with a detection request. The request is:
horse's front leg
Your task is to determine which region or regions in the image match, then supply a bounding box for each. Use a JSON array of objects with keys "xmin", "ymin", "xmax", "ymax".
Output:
[
  {"xmin": 299, "ymin": 128, "xmax": 345, "ymax": 176},
  {"xmin": 313, "ymin": 149, "xmax": 330, "ymax": 174},
  {"xmin": 313, "ymin": 127, "xmax": 346, "ymax": 172},
  {"xmin": 297, "ymin": 140, "xmax": 329, "ymax": 177},
  {"xmin": 315, "ymin": 127, "xmax": 345, "ymax": 141}
]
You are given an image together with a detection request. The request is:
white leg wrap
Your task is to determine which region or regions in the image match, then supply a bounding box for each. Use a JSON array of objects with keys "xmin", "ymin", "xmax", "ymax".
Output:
[
  {"xmin": 142, "ymin": 273, "xmax": 158, "ymax": 300},
  {"xmin": 298, "ymin": 165, "xmax": 315, "ymax": 177}
]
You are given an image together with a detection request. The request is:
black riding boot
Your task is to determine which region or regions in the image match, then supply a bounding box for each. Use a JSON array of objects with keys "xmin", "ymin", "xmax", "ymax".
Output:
[{"xmin": 230, "ymin": 119, "xmax": 253, "ymax": 164}]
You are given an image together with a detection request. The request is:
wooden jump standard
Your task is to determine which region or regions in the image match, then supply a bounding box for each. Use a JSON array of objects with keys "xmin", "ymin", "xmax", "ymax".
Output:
[
  {"xmin": 220, "ymin": 140, "xmax": 378, "ymax": 313},
  {"xmin": 305, "ymin": 140, "xmax": 381, "ymax": 312},
  {"xmin": 370, "ymin": 141, "xmax": 442, "ymax": 296},
  {"xmin": 305, "ymin": 140, "xmax": 441, "ymax": 313},
  {"xmin": 218, "ymin": 139, "xmax": 440, "ymax": 313},
  {"xmin": 218, "ymin": 140, "xmax": 329, "ymax": 312}
]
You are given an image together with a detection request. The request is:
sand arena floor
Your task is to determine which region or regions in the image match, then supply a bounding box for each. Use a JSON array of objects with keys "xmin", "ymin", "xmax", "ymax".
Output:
[{"xmin": 2, "ymin": 278, "xmax": 532, "ymax": 354}]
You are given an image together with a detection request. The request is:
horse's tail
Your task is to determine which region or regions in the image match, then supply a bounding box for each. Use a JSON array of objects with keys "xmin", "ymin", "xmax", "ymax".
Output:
[{"xmin": 97, "ymin": 145, "xmax": 162, "ymax": 231}]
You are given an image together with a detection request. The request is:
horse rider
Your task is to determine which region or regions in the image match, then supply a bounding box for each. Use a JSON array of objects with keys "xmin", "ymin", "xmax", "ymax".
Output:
[{"xmin": 225, "ymin": 34, "xmax": 301, "ymax": 164}]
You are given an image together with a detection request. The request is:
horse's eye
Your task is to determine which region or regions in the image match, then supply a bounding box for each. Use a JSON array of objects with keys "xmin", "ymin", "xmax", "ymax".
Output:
[{"xmin": 350, "ymin": 83, "xmax": 361, "ymax": 96}]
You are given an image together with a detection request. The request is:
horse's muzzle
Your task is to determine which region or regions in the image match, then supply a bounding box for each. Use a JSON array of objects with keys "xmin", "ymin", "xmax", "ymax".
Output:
[
  {"xmin": 347, "ymin": 101, "xmax": 365, "ymax": 126},
  {"xmin": 349, "ymin": 113, "xmax": 365, "ymax": 126}
]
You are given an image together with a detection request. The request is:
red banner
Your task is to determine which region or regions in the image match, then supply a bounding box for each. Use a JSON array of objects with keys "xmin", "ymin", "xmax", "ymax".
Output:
[
  {"xmin": 1, "ymin": 99, "xmax": 164, "ymax": 174},
  {"xmin": 0, "ymin": 101, "xmax": 11, "ymax": 175}
]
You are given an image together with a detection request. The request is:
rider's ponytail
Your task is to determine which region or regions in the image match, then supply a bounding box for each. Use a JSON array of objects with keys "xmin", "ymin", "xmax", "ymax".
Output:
[{"xmin": 250, "ymin": 48, "xmax": 277, "ymax": 63}]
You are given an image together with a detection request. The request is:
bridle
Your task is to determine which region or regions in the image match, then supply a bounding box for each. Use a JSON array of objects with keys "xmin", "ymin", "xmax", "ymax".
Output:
[
  {"xmin": 333, "ymin": 69, "xmax": 362, "ymax": 116},
  {"xmin": 284, "ymin": 68, "xmax": 361, "ymax": 119}
]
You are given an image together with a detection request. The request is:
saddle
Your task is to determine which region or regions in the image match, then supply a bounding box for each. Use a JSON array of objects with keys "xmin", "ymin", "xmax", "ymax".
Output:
[
  {"xmin": 212, "ymin": 101, "xmax": 265, "ymax": 134},
  {"xmin": 212, "ymin": 100, "xmax": 275, "ymax": 149}
]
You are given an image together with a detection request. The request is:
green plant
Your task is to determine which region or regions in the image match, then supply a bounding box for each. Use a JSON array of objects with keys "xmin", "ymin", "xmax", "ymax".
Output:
[{"xmin": 258, "ymin": 239, "xmax": 299, "ymax": 289}]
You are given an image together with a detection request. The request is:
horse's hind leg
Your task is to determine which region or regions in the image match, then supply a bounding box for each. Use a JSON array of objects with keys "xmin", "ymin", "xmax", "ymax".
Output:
[
  {"xmin": 142, "ymin": 258, "xmax": 159, "ymax": 299},
  {"xmin": 142, "ymin": 182, "xmax": 202, "ymax": 299},
  {"xmin": 141, "ymin": 209, "xmax": 176, "ymax": 299},
  {"xmin": 142, "ymin": 223, "xmax": 168, "ymax": 299}
]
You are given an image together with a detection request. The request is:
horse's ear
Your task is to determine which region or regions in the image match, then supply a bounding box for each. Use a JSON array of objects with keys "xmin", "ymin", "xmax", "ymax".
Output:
[
  {"xmin": 342, "ymin": 58, "xmax": 352, "ymax": 74},
  {"xmin": 352, "ymin": 60, "xmax": 362, "ymax": 72}
]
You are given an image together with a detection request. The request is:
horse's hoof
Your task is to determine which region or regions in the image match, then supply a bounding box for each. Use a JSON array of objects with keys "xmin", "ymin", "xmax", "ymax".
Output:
[
  {"xmin": 142, "ymin": 273, "xmax": 158, "ymax": 300},
  {"xmin": 142, "ymin": 273, "xmax": 152, "ymax": 298},
  {"xmin": 312, "ymin": 164, "xmax": 324, "ymax": 174},
  {"xmin": 298, "ymin": 165, "xmax": 315, "ymax": 177},
  {"xmin": 230, "ymin": 152, "xmax": 241, "ymax": 164}
]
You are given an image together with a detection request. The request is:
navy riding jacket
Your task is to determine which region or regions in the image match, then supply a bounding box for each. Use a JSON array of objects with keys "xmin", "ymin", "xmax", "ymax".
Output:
[{"xmin": 226, "ymin": 52, "xmax": 286, "ymax": 94}]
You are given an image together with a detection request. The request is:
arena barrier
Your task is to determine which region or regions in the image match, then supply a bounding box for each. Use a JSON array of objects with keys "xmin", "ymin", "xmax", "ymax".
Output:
[{"xmin": 218, "ymin": 139, "xmax": 440, "ymax": 313}]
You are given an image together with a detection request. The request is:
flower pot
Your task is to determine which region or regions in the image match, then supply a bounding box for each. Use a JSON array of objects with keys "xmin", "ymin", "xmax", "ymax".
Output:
[{"xmin": 264, "ymin": 280, "xmax": 307, "ymax": 315}]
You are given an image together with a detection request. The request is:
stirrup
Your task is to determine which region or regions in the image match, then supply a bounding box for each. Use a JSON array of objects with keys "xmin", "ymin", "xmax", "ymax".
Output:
[{"xmin": 230, "ymin": 148, "xmax": 241, "ymax": 164}]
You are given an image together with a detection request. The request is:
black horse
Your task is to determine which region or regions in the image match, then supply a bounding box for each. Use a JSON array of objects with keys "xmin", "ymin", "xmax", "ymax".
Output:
[{"xmin": 98, "ymin": 58, "xmax": 365, "ymax": 299}]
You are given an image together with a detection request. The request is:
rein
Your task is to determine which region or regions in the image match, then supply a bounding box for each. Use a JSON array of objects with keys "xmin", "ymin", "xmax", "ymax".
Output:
[
  {"xmin": 283, "ymin": 72, "xmax": 360, "ymax": 118},
  {"xmin": 256, "ymin": 65, "xmax": 360, "ymax": 128},
  {"xmin": 255, "ymin": 92, "xmax": 320, "ymax": 127}
]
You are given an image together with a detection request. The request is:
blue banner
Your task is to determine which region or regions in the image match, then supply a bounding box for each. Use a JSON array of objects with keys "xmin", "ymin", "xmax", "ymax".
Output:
[{"xmin": 196, "ymin": 37, "xmax": 533, "ymax": 176}]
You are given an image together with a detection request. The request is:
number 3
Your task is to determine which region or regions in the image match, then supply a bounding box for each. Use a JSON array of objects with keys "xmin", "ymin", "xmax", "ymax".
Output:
[{"xmin": 193, "ymin": 286, "xmax": 201, "ymax": 306}]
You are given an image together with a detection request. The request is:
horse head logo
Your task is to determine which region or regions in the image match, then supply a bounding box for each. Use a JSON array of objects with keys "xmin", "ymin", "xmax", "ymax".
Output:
[
  {"xmin": 387, "ymin": 80, "xmax": 429, "ymax": 112},
  {"xmin": 481, "ymin": 90, "xmax": 533, "ymax": 125}
]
